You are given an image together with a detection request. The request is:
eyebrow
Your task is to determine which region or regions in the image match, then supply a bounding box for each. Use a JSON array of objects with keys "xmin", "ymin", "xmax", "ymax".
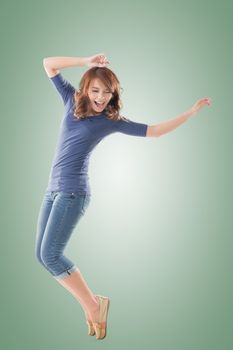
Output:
[{"xmin": 92, "ymin": 87, "xmax": 110, "ymax": 90}]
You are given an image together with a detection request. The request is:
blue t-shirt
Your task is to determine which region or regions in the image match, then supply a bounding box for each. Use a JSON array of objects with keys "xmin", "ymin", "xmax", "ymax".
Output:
[{"xmin": 46, "ymin": 72, "xmax": 148, "ymax": 195}]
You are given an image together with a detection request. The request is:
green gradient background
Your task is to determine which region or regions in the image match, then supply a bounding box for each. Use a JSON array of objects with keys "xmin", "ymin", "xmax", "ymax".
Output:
[{"xmin": 1, "ymin": 0, "xmax": 232, "ymax": 349}]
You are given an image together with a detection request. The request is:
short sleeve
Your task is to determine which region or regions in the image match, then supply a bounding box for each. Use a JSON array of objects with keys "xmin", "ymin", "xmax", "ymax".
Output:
[
  {"xmin": 115, "ymin": 117, "xmax": 148, "ymax": 137},
  {"xmin": 49, "ymin": 72, "xmax": 76, "ymax": 105}
]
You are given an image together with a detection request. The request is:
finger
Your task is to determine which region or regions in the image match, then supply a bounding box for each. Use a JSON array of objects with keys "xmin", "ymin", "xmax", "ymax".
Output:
[
  {"xmin": 204, "ymin": 97, "xmax": 211, "ymax": 105},
  {"xmin": 100, "ymin": 54, "xmax": 106, "ymax": 60},
  {"xmin": 100, "ymin": 57, "xmax": 106, "ymax": 64}
]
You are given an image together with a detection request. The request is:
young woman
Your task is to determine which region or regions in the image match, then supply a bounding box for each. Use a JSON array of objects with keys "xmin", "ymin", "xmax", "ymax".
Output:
[{"xmin": 35, "ymin": 53, "xmax": 211, "ymax": 340}]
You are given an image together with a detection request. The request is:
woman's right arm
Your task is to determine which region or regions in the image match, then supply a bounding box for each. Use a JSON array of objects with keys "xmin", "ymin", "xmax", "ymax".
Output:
[
  {"xmin": 43, "ymin": 56, "xmax": 88, "ymax": 77},
  {"xmin": 43, "ymin": 53, "xmax": 110, "ymax": 77}
]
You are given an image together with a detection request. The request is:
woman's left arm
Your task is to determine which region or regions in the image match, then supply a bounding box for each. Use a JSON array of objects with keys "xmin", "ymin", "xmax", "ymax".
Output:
[{"xmin": 146, "ymin": 97, "xmax": 212, "ymax": 137}]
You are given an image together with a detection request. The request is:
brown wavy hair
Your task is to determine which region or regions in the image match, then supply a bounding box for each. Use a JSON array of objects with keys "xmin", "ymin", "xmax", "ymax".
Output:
[{"xmin": 73, "ymin": 66, "xmax": 127, "ymax": 122}]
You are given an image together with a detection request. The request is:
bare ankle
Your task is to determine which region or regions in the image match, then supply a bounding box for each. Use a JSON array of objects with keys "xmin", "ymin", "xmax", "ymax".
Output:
[{"xmin": 89, "ymin": 296, "xmax": 100, "ymax": 322}]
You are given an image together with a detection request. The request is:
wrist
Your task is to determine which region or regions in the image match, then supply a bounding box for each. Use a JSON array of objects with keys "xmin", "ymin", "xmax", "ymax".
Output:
[
  {"xmin": 82, "ymin": 57, "xmax": 89, "ymax": 66},
  {"xmin": 83, "ymin": 56, "xmax": 92, "ymax": 67}
]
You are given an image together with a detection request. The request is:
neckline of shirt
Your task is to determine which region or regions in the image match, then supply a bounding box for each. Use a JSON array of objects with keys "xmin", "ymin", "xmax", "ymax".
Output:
[{"xmin": 86, "ymin": 114, "xmax": 106, "ymax": 118}]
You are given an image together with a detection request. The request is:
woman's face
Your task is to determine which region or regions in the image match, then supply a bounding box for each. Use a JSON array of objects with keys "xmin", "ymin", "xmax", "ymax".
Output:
[{"xmin": 87, "ymin": 78, "xmax": 113, "ymax": 115}]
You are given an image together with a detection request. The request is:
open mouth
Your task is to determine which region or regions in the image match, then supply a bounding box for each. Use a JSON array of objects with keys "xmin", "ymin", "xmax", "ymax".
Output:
[{"xmin": 94, "ymin": 101, "xmax": 105, "ymax": 108}]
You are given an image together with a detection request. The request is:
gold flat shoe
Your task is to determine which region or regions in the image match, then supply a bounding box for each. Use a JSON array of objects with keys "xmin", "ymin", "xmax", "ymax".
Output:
[
  {"xmin": 86, "ymin": 319, "xmax": 95, "ymax": 336},
  {"xmin": 92, "ymin": 295, "xmax": 110, "ymax": 340}
]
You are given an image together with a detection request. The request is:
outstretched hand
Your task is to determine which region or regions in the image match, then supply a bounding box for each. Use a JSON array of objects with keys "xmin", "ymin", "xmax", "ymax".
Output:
[
  {"xmin": 190, "ymin": 97, "xmax": 212, "ymax": 115},
  {"xmin": 86, "ymin": 53, "xmax": 110, "ymax": 68}
]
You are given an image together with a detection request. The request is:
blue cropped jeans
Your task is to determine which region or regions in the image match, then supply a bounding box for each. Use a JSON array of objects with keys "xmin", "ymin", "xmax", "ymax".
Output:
[{"xmin": 35, "ymin": 190, "xmax": 91, "ymax": 279}]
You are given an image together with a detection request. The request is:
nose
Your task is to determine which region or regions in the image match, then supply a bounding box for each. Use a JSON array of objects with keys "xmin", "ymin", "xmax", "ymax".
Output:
[{"xmin": 97, "ymin": 94, "xmax": 105, "ymax": 101}]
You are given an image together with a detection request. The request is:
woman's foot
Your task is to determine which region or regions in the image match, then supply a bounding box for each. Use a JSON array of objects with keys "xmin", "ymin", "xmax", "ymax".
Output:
[
  {"xmin": 92, "ymin": 295, "xmax": 110, "ymax": 340},
  {"xmin": 86, "ymin": 319, "xmax": 95, "ymax": 336},
  {"xmin": 91, "ymin": 296, "xmax": 100, "ymax": 322},
  {"xmin": 85, "ymin": 295, "xmax": 100, "ymax": 336}
]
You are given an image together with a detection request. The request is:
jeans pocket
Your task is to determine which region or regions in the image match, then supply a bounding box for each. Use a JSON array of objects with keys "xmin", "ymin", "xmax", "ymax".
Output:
[
  {"xmin": 81, "ymin": 195, "xmax": 91, "ymax": 215},
  {"xmin": 51, "ymin": 191, "xmax": 60, "ymax": 200}
]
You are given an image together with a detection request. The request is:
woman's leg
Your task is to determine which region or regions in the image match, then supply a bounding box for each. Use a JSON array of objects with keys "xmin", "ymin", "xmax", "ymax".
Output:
[
  {"xmin": 35, "ymin": 191, "xmax": 53, "ymax": 271},
  {"xmin": 54, "ymin": 269, "xmax": 100, "ymax": 323},
  {"xmin": 35, "ymin": 191, "xmax": 99, "ymax": 322}
]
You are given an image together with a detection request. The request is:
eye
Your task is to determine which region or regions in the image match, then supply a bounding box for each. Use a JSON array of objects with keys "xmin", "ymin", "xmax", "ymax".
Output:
[{"xmin": 92, "ymin": 90, "xmax": 111, "ymax": 93}]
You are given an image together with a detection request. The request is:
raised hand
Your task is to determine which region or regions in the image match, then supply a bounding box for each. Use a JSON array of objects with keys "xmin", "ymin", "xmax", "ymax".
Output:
[
  {"xmin": 86, "ymin": 53, "xmax": 110, "ymax": 68},
  {"xmin": 190, "ymin": 97, "xmax": 212, "ymax": 115}
]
